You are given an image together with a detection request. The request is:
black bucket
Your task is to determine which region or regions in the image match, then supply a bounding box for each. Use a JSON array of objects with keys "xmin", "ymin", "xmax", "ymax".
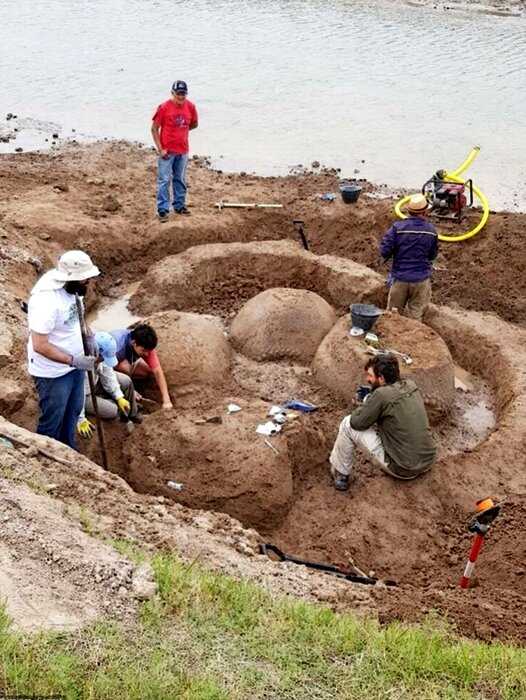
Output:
[
  {"xmin": 350, "ymin": 303, "xmax": 382, "ymax": 332},
  {"xmin": 340, "ymin": 183, "xmax": 362, "ymax": 204}
]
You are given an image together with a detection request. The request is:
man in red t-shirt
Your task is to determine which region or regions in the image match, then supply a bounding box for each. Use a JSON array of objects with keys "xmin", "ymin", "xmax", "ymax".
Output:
[{"xmin": 151, "ymin": 80, "xmax": 198, "ymax": 222}]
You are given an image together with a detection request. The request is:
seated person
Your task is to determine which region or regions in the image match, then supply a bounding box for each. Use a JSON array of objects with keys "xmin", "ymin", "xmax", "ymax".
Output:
[
  {"xmin": 329, "ymin": 353, "xmax": 436, "ymax": 491},
  {"xmin": 77, "ymin": 331, "xmax": 141, "ymax": 438},
  {"xmin": 110, "ymin": 323, "xmax": 173, "ymax": 410}
]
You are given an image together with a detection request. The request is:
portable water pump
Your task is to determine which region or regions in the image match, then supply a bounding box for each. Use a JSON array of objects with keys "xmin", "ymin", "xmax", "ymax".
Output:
[
  {"xmin": 423, "ymin": 170, "xmax": 473, "ymax": 221},
  {"xmin": 395, "ymin": 146, "xmax": 489, "ymax": 242}
]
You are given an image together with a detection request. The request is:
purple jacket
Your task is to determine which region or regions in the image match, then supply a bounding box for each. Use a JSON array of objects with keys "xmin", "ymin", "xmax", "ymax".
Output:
[{"xmin": 380, "ymin": 216, "xmax": 438, "ymax": 283}]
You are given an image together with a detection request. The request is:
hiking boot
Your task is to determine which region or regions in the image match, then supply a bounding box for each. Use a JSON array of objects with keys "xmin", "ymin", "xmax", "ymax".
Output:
[
  {"xmin": 175, "ymin": 206, "xmax": 191, "ymax": 216},
  {"xmin": 158, "ymin": 210, "xmax": 169, "ymax": 223},
  {"xmin": 333, "ymin": 472, "xmax": 350, "ymax": 492}
]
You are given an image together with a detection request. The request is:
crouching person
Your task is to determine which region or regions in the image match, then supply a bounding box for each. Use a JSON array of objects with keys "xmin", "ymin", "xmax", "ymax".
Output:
[
  {"xmin": 110, "ymin": 324, "xmax": 173, "ymax": 410},
  {"xmin": 329, "ymin": 354, "xmax": 436, "ymax": 491},
  {"xmin": 77, "ymin": 331, "xmax": 141, "ymax": 439}
]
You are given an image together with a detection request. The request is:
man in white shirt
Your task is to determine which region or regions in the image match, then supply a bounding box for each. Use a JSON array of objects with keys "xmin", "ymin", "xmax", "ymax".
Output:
[{"xmin": 27, "ymin": 250, "xmax": 99, "ymax": 449}]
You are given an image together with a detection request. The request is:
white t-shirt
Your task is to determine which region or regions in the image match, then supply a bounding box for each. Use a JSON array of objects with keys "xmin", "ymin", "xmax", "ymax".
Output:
[{"xmin": 27, "ymin": 288, "xmax": 84, "ymax": 378}]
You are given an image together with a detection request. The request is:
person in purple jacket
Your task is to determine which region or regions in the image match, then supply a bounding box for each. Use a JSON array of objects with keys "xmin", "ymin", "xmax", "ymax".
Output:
[{"xmin": 380, "ymin": 193, "xmax": 438, "ymax": 321}]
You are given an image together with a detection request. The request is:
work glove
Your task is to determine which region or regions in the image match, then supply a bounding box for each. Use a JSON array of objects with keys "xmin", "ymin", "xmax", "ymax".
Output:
[
  {"xmin": 117, "ymin": 397, "xmax": 130, "ymax": 416},
  {"xmin": 77, "ymin": 418, "xmax": 94, "ymax": 439},
  {"xmin": 86, "ymin": 332, "xmax": 98, "ymax": 356},
  {"xmin": 70, "ymin": 354, "xmax": 96, "ymax": 371}
]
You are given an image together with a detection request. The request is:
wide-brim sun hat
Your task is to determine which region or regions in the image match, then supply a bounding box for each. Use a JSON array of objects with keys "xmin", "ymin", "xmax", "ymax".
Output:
[
  {"xmin": 53, "ymin": 250, "xmax": 100, "ymax": 282},
  {"xmin": 406, "ymin": 193, "xmax": 429, "ymax": 214}
]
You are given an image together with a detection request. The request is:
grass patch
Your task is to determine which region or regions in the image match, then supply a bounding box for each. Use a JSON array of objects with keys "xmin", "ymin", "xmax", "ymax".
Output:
[{"xmin": 0, "ymin": 552, "xmax": 525, "ymax": 699}]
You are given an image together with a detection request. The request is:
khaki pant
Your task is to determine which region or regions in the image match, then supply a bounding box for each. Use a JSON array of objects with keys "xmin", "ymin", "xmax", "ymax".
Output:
[
  {"xmin": 85, "ymin": 372, "xmax": 138, "ymax": 421},
  {"xmin": 387, "ymin": 278, "xmax": 431, "ymax": 321},
  {"xmin": 329, "ymin": 416, "xmax": 418, "ymax": 480}
]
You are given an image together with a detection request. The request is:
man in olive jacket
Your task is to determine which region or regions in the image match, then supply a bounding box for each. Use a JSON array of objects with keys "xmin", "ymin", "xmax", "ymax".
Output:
[{"xmin": 329, "ymin": 353, "xmax": 436, "ymax": 491}]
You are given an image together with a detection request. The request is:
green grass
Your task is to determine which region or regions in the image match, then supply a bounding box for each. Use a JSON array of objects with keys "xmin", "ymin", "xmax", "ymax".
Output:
[{"xmin": 1, "ymin": 551, "xmax": 525, "ymax": 699}]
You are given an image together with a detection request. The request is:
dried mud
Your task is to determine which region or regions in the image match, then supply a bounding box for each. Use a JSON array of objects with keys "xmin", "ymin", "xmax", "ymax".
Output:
[{"xmin": 0, "ymin": 142, "xmax": 525, "ymax": 644}]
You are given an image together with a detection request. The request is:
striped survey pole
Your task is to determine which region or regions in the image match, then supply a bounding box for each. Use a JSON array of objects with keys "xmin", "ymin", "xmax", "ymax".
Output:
[{"xmin": 460, "ymin": 498, "xmax": 501, "ymax": 590}]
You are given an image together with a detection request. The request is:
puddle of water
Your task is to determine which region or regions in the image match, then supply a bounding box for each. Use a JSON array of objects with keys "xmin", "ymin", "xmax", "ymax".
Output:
[
  {"xmin": 89, "ymin": 283, "xmax": 141, "ymax": 332},
  {"xmin": 462, "ymin": 402, "xmax": 496, "ymax": 438},
  {"xmin": 436, "ymin": 364, "xmax": 496, "ymax": 455}
]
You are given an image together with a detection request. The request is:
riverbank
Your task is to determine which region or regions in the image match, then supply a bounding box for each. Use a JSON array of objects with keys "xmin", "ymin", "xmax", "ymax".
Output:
[{"xmin": 0, "ymin": 141, "xmax": 525, "ymax": 681}]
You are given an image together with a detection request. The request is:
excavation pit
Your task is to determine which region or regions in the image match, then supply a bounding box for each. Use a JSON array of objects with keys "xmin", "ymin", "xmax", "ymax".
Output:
[
  {"xmin": 106, "ymin": 242, "xmax": 520, "ymax": 604},
  {"xmin": 2, "ymin": 141, "xmax": 525, "ymax": 643}
]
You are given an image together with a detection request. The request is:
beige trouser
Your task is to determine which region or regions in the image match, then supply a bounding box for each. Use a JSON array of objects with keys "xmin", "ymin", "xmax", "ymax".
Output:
[
  {"xmin": 387, "ymin": 278, "xmax": 431, "ymax": 321},
  {"xmin": 85, "ymin": 372, "xmax": 138, "ymax": 421},
  {"xmin": 329, "ymin": 416, "xmax": 417, "ymax": 480}
]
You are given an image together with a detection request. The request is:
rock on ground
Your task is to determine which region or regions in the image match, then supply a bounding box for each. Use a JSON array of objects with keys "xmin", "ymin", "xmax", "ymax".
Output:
[
  {"xmin": 0, "ymin": 377, "xmax": 25, "ymax": 415},
  {"xmin": 313, "ymin": 312, "xmax": 455, "ymax": 423},
  {"xmin": 230, "ymin": 288, "xmax": 337, "ymax": 363},
  {"xmin": 143, "ymin": 310, "xmax": 231, "ymax": 390}
]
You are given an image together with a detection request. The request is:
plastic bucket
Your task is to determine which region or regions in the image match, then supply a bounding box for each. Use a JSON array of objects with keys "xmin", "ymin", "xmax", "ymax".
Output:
[
  {"xmin": 350, "ymin": 303, "xmax": 382, "ymax": 332},
  {"xmin": 340, "ymin": 183, "xmax": 362, "ymax": 204}
]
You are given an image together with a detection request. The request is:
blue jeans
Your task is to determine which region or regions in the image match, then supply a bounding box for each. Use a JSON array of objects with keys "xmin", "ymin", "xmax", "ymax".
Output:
[
  {"xmin": 34, "ymin": 369, "xmax": 85, "ymax": 450},
  {"xmin": 156, "ymin": 153, "xmax": 188, "ymax": 214}
]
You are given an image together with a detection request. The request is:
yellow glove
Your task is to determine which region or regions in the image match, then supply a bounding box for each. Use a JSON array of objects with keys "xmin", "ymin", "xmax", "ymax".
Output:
[
  {"xmin": 117, "ymin": 397, "xmax": 130, "ymax": 415},
  {"xmin": 77, "ymin": 418, "xmax": 94, "ymax": 439}
]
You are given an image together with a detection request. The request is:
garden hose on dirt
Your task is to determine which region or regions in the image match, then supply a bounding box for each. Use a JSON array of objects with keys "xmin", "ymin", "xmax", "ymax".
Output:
[{"xmin": 395, "ymin": 146, "xmax": 490, "ymax": 242}]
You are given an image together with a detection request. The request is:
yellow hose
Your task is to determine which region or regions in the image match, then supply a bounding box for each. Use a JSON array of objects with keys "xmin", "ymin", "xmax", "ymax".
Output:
[
  {"xmin": 449, "ymin": 145, "xmax": 480, "ymax": 178},
  {"xmin": 394, "ymin": 146, "xmax": 490, "ymax": 242}
]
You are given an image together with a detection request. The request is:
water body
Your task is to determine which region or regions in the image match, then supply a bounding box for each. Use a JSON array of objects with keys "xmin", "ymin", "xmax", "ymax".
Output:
[{"xmin": 1, "ymin": 0, "xmax": 525, "ymax": 209}]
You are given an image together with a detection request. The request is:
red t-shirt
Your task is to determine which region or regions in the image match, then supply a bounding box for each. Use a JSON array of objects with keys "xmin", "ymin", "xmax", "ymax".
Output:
[
  {"xmin": 152, "ymin": 99, "xmax": 198, "ymax": 154},
  {"xmin": 144, "ymin": 349, "xmax": 160, "ymax": 370}
]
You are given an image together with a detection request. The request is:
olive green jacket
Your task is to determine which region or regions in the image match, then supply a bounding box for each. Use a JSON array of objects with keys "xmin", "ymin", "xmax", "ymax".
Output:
[{"xmin": 350, "ymin": 379, "xmax": 436, "ymax": 477}]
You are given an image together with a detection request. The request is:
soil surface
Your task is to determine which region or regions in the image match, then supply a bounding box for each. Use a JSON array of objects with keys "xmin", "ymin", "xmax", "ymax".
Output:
[{"xmin": 1, "ymin": 142, "xmax": 525, "ymax": 645}]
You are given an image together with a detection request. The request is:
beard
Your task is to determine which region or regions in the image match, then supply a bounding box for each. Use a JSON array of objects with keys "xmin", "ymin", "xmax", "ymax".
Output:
[{"xmin": 64, "ymin": 281, "xmax": 89, "ymax": 296}]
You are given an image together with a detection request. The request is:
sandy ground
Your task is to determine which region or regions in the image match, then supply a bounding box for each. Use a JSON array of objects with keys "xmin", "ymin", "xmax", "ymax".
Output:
[{"xmin": 0, "ymin": 141, "xmax": 525, "ymax": 643}]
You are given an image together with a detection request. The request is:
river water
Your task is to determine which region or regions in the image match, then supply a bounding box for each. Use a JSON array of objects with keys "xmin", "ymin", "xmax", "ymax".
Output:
[{"xmin": 1, "ymin": 0, "xmax": 525, "ymax": 209}]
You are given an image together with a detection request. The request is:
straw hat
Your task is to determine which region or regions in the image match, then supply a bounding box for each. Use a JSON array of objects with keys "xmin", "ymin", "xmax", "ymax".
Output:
[{"xmin": 406, "ymin": 194, "xmax": 429, "ymax": 214}]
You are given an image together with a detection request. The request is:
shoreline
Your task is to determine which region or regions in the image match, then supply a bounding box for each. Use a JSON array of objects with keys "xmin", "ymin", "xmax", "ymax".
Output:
[{"xmin": 2, "ymin": 121, "xmax": 525, "ymax": 213}]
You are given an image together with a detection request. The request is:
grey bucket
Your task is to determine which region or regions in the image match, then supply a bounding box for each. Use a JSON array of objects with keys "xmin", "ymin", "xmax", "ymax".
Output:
[
  {"xmin": 350, "ymin": 303, "xmax": 382, "ymax": 332},
  {"xmin": 340, "ymin": 183, "xmax": 362, "ymax": 204}
]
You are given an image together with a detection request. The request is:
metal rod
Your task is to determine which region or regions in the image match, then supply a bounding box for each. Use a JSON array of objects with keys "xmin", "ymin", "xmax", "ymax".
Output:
[
  {"xmin": 215, "ymin": 201, "xmax": 283, "ymax": 210},
  {"xmin": 75, "ymin": 294, "xmax": 109, "ymax": 470}
]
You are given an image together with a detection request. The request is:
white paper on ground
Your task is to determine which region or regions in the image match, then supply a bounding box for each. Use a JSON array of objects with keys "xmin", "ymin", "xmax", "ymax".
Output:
[
  {"xmin": 268, "ymin": 405, "xmax": 285, "ymax": 416},
  {"xmin": 256, "ymin": 421, "xmax": 282, "ymax": 436},
  {"xmin": 227, "ymin": 403, "xmax": 242, "ymax": 413}
]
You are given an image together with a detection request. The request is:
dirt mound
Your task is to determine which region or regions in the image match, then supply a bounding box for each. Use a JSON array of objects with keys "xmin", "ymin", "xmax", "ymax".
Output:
[
  {"xmin": 130, "ymin": 240, "xmax": 386, "ymax": 318},
  {"xmin": 122, "ymin": 400, "xmax": 328, "ymax": 531},
  {"xmin": 313, "ymin": 312, "xmax": 455, "ymax": 423},
  {"xmin": 143, "ymin": 310, "xmax": 231, "ymax": 391},
  {"xmin": 230, "ymin": 288, "xmax": 336, "ymax": 363},
  {"xmin": 0, "ymin": 469, "xmax": 155, "ymax": 631},
  {"xmin": 2, "ymin": 142, "xmax": 526, "ymax": 644}
]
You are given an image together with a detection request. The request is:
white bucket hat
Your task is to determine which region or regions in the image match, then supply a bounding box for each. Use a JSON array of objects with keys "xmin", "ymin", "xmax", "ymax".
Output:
[{"xmin": 53, "ymin": 250, "xmax": 100, "ymax": 282}]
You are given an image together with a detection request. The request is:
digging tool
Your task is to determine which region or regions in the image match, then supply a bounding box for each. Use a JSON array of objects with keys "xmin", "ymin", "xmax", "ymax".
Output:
[
  {"xmin": 259, "ymin": 544, "xmax": 396, "ymax": 587},
  {"xmin": 365, "ymin": 346, "xmax": 413, "ymax": 366},
  {"xmin": 292, "ymin": 219, "xmax": 310, "ymax": 251},
  {"xmin": 460, "ymin": 498, "xmax": 501, "ymax": 589},
  {"xmin": 214, "ymin": 201, "xmax": 283, "ymax": 211},
  {"xmin": 75, "ymin": 294, "xmax": 109, "ymax": 470}
]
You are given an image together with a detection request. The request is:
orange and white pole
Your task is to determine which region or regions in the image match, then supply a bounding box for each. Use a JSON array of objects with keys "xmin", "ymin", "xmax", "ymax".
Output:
[{"xmin": 459, "ymin": 498, "xmax": 500, "ymax": 590}]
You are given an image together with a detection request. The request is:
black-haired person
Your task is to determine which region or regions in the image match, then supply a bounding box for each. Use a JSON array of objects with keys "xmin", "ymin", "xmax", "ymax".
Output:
[
  {"xmin": 110, "ymin": 324, "xmax": 173, "ymax": 410},
  {"xmin": 329, "ymin": 354, "xmax": 436, "ymax": 491}
]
